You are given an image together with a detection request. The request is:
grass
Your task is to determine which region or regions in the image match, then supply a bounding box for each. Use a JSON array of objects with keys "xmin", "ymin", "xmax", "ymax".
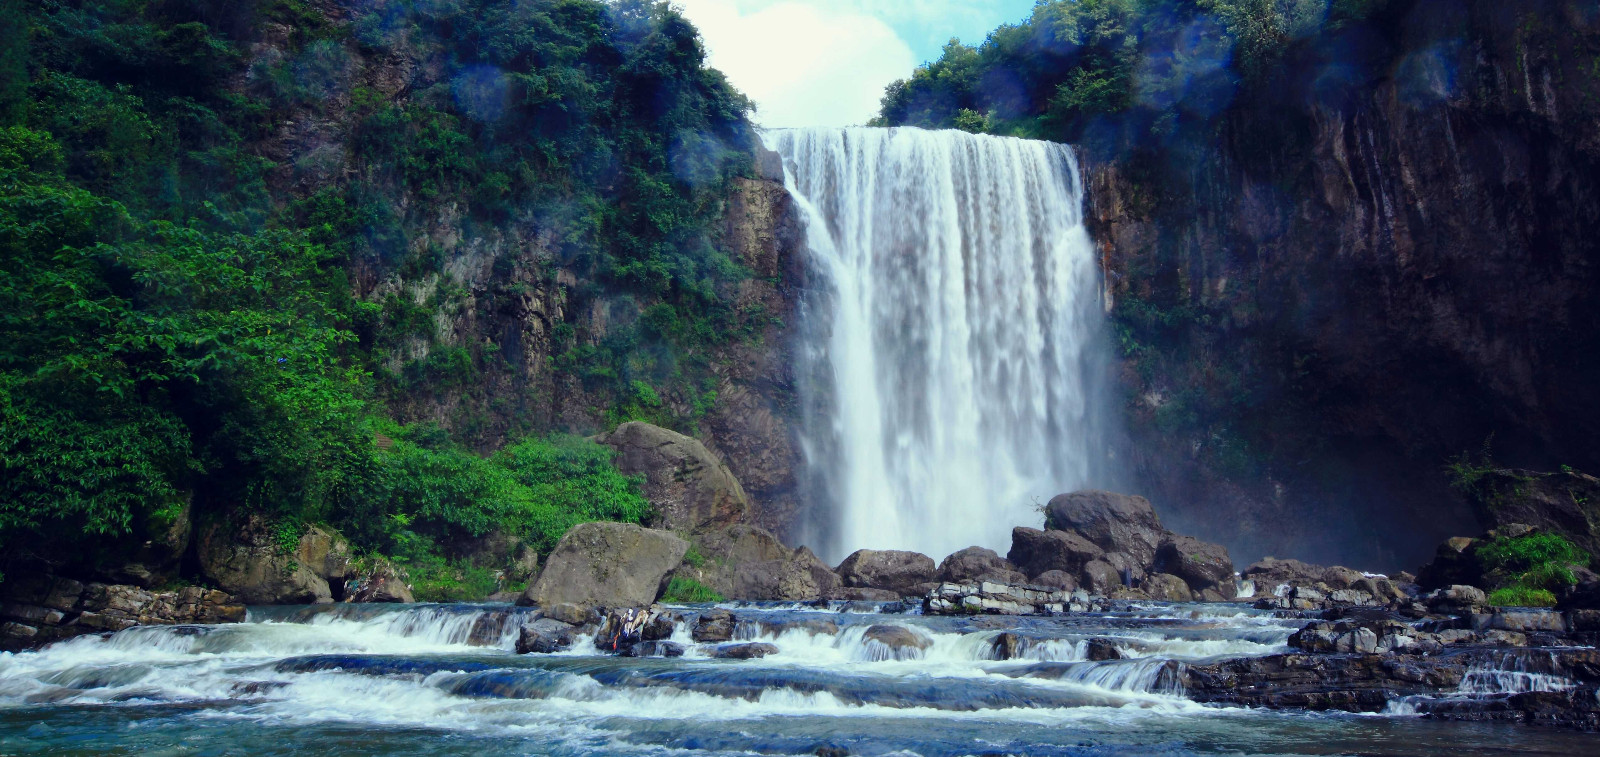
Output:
[
  {"xmin": 1486, "ymin": 586, "xmax": 1557, "ymax": 607},
  {"xmin": 660, "ymin": 575, "xmax": 722, "ymax": 603}
]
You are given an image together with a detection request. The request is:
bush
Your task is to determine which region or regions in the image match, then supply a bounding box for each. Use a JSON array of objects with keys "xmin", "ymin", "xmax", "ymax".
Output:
[{"xmin": 1478, "ymin": 532, "xmax": 1588, "ymax": 579}]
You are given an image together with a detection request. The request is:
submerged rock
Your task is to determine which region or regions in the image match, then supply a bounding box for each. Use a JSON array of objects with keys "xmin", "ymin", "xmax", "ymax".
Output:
[
  {"xmin": 521, "ymin": 522, "xmax": 688, "ymax": 608},
  {"xmin": 622, "ymin": 640, "xmax": 686, "ymax": 658},
  {"xmin": 835, "ymin": 549, "xmax": 936, "ymax": 597},
  {"xmin": 1085, "ymin": 638, "xmax": 1123, "ymax": 661},
  {"xmin": 692, "ymin": 608, "xmax": 735, "ymax": 642},
  {"xmin": 861, "ymin": 624, "xmax": 931, "ymax": 660},
  {"xmin": 713, "ymin": 642, "xmax": 779, "ymax": 659},
  {"xmin": 515, "ymin": 618, "xmax": 576, "ymax": 654}
]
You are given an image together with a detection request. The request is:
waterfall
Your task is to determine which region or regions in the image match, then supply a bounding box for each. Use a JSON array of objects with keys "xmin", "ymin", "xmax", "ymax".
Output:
[{"xmin": 765, "ymin": 126, "xmax": 1112, "ymax": 564}]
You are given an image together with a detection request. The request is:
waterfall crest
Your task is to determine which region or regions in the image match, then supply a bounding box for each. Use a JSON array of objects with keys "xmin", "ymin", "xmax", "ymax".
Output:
[{"xmin": 766, "ymin": 127, "xmax": 1111, "ymax": 563}]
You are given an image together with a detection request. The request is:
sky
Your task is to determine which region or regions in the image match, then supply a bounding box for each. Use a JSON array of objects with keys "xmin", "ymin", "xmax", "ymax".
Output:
[{"xmin": 671, "ymin": 1, "xmax": 1038, "ymax": 128}]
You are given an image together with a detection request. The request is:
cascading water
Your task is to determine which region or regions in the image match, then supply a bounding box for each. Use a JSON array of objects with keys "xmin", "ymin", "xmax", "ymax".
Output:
[{"xmin": 765, "ymin": 126, "xmax": 1112, "ymax": 562}]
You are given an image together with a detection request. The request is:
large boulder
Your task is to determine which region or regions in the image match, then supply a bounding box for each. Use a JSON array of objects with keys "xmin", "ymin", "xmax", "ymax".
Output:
[
  {"xmin": 729, "ymin": 546, "xmax": 842, "ymax": 601},
  {"xmin": 520, "ymin": 522, "xmax": 689, "ymax": 609},
  {"xmin": 597, "ymin": 421, "xmax": 749, "ymax": 533},
  {"xmin": 1044, "ymin": 490, "xmax": 1165, "ymax": 567},
  {"xmin": 1154, "ymin": 534, "xmax": 1235, "ymax": 594},
  {"xmin": 671, "ymin": 525, "xmax": 840, "ymax": 601},
  {"xmin": 937, "ymin": 546, "xmax": 1028, "ymax": 585},
  {"xmin": 835, "ymin": 549, "xmax": 936, "ymax": 597},
  {"xmin": 1143, "ymin": 573, "xmax": 1195, "ymax": 602},
  {"xmin": 1007, "ymin": 527, "xmax": 1105, "ymax": 578},
  {"xmin": 197, "ymin": 515, "xmax": 351, "ymax": 605}
]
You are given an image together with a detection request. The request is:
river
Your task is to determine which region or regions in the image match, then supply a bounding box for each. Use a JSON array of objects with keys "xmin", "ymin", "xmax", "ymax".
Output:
[{"xmin": 1, "ymin": 601, "xmax": 1590, "ymax": 756}]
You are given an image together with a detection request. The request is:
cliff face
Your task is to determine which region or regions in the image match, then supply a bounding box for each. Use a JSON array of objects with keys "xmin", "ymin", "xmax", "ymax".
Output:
[
  {"xmin": 1086, "ymin": 1, "xmax": 1600, "ymax": 570},
  {"xmin": 240, "ymin": 4, "xmax": 808, "ymax": 532}
]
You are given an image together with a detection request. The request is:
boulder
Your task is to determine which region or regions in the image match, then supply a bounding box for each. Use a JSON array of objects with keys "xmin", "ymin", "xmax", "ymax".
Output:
[
  {"xmin": 196, "ymin": 515, "xmax": 351, "ymax": 605},
  {"xmin": 835, "ymin": 549, "xmax": 936, "ymax": 597},
  {"xmin": 679, "ymin": 525, "xmax": 840, "ymax": 601},
  {"xmin": 346, "ymin": 563, "xmax": 414, "ymax": 603},
  {"xmin": 1031, "ymin": 570, "xmax": 1078, "ymax": 591},
  {"xmin": 541, "ymin": 602, "xmax": 597, "ymax": 626},
  {"xmin": 1081, "ymin": 560, "xmax": 1122, "ymax": 596},
  {"xmin": 516, "ymin": 618, "xmax": 576, "ymax": 654},
  {"xmin": 1043, "ymin": 490, "xmax": 1165, "ymax": 567},
  {"xmin": 1241, "ymin": 557, "xmax": 1328, "ymax": 586},
  {"xmin": 1321, "ymin": 565, "xmax": 1366, "ymax": 590},
  {"xmin": 860, "ymin": 624, "xmax": 931, "ymax": 660},
  {"xmin": 1008, "ymin": 527, "xmax": 1105, "ymax": 578},
  {"xmin": 597, "ymin": 421, "xmax": 749, "ymax": 533},
  {"xmin": 1415, "ymin": 537, "xmax": 1483, "ymax": 591},
  {"xmin": 1427, "ymin": 584, "xmax": 1488, "ymax": 613},
  {"xmin": 1144, "ymin": 573, "xmax": 1195, "ymax": 602},
  {"xmin": 521, "ymin": 522, "xmax": 689, "ymax": 609},
  {"xmin": 692, "ymin": 608, "xmax": 735, "ymax": 642},
  {"xmin": 1154, "ymin": 535, "xmax": 1234, "ymax": 594},
  {"xmin": 714, "ymin": 642, "xmax": 779, "ymax": 659},
  {"xmin": 938, "ymin": 546, "xmax": 1028, "ymax": 586},
  {"xmin": 1085, "ymin": 638, "xmax": 1123, "ymax": 661}
]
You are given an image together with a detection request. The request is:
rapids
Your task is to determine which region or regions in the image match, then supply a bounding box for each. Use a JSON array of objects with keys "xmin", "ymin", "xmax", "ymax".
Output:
[{"xmin": 1, "ymin": 602, "xmax": 1591, "ymax": 756}]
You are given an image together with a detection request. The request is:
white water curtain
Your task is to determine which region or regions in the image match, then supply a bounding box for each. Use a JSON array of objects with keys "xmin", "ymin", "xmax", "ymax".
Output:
[{"xmin": 767, "ymin": 127, "xmax": 1108, "ymax": 563}]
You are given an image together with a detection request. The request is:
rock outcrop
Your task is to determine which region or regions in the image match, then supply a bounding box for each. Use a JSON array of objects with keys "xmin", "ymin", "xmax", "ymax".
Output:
[
  {"xmin": 597, "ymin": 421, "xmax": 750, "ymax": 533},
  {"xmin": 834, "ymin": 549, "xmax": 936, "ymax": 597},
  {"xmin": 196, "ymin": 515, "xmax": 351, "ymax": 604},
  {"xmin": 520, "ymin": 522, "xmax": 688, "ymax": 609},
  {"xmin": 0, "ymin": 572, "xmax": 245, "ymax": 651}
]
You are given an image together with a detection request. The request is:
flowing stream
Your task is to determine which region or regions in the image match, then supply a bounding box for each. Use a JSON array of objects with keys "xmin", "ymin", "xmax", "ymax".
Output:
[
  {"xmin": 766, "ymin": 127, "xmax": 1112, "ymax": 563},
  {"xmin": 1, "ymin": 602, "xmax": 1588, "ymax": 756}
]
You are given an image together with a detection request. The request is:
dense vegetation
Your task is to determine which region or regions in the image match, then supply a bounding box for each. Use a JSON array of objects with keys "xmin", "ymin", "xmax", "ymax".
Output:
[{"xmin": 0, "ymin": 0, "xmax": 758, "ymax": 590}]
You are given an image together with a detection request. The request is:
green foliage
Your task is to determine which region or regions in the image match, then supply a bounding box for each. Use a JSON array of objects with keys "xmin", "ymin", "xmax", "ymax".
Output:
[
  {"xmin": 661, "ymin": 575, "xmax": 722, "ymax": 603},
  {"xmin": 338, "ymin": 428, "xmax": 649, "ymax": 560},
  {"xmin": 1477, "ymin": 533, "xmax": 1588, "ymax": 578},
  {"xmin": 1, "ymin": 0, "xmax": 751, "ymax": 579},
  {"xmin": 1486, "ymin": 586, "xmax": 1557, "ymax": 608}
]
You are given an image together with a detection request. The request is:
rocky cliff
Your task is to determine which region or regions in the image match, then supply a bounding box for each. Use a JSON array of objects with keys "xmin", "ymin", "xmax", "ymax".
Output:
[{"xmin": 1083, "ymin": 0, "xmax": 1600, "ymax": 570}]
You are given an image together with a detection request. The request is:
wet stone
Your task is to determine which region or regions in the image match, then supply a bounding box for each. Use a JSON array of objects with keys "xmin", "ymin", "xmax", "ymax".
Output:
[{"xmin": 713, "ymin": 642, "xmax": 779, "ymax": 659}]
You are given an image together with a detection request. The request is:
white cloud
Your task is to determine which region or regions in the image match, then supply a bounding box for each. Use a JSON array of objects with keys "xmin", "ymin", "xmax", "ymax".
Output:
[{"xmin": 672, "ymin": 0, "xmax": 918, "ymax": 128}]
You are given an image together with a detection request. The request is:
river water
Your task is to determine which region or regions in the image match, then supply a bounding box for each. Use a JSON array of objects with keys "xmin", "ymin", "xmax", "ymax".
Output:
[{"xmin": 0, "ymin": 602, "xmax": 1589, "ymax": 756}]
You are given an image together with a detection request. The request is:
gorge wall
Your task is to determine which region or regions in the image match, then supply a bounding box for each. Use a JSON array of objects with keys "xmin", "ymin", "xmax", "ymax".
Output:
[{"xmin": 1082, "ymin": 0, "xmax": 1600, "ymax": 570}]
